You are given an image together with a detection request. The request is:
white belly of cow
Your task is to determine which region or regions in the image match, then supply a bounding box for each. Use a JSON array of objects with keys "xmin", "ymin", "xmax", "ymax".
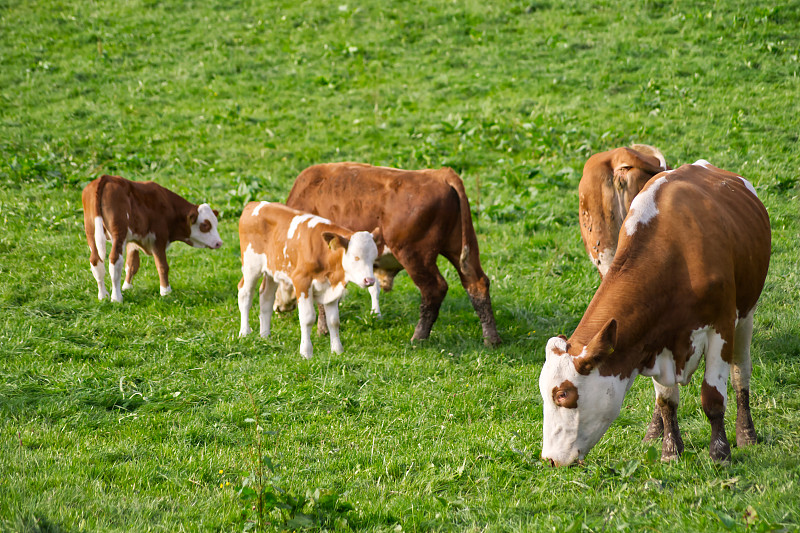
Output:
[{"xmin": 640, "ymin": 325, "xmax": 717, "ymax": 387}]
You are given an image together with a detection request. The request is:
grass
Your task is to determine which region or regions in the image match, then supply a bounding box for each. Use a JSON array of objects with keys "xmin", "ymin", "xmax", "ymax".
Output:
[{"xmin": 1, "ymin": 0, "xmax": 799, "ymax": 531}]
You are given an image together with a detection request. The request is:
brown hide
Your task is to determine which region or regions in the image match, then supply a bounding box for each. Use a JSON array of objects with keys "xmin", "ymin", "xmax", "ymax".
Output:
[
  {"xmin": 578, "ymin": 145, "xmax": 668, "ymax": 276},
  {"xmin": 285, "ymin": 162, "xmax": 501, "ymax": 345},
  {"xmin": 568, "ymin": 163, "xmax": 770, "ymax": 380}
]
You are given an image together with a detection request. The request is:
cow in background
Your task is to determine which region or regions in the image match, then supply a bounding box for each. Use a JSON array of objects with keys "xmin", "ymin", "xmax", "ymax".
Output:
[{"xmin": 81, "ymin": 174, "xmax": 222, "ymax": 303}]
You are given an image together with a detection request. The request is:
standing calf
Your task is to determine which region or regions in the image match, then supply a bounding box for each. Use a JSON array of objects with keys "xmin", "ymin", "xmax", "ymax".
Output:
[
  {"xmin": 81, "ymin": 174, "xmax": 222, "ymax": 303},
  {"xmin": 540, "ymin": 161, "xmax": 770, "ymax": 465},
  {"xmin": 238, "ymin": 201, "xmax": 379, "ymax": 359}
]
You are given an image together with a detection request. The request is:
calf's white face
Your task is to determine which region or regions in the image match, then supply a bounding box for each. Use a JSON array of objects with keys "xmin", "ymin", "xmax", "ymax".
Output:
[
  {"xmin": 539, "ymin": 335, "xmax": 630, "ymax": 466},
  {"xmin": 337, "ymin": 231, "xmax": 378, "ymax": 288},
  {"xmin": 189, "ymin": 203, "xmax": 223, "ymax": 249}
]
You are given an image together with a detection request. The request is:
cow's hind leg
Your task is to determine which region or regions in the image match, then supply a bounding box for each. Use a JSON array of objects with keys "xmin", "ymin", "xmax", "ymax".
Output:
[
  {"xmin": 324, "ymin": 301, "xmax": 343, "ymax": 354},
  {"xmin": 702, "ymin": 328, "xmax": 732, "ymax": 462},
  {"xmin": 404, "ymin": 259, "xmax": 448, "ymax": 341},
  {"xmin": 258, "ymin": 276, "xmax": 278, "ymax": 338},
  {"xmin": 446, "ymin": 251, "xmax": 501, "ymax": 346},
  {"xmin": 317, "ymin": 304, "xmax": 329, "ymax": 336},
  {"xmin": 122, "ymin": 244, "xmax": 140, "ymax": 291},
  {"xmin": 238, "ymin": 266, "xmax": 262, "ymax": 337},
  {"xmin": 108, "ymin": 233, "xmax": 126, "ymax": 303},
  {"xmin": 297, "ymin": 294, "xmax": 316, "ymax": 359},
  {"xmin": 731, "ymin": 310, "xmax": 757, "ymax": 447},
  {"xmin": 86, "ymin": 215, "xmax": 109, "ymax": 300},
  {"xmin": 643, "ymin": 381, "xmax": 665, "ymax": 442},
  {"xmin": 654, "ymin": 382, "xmax": 683, "ymax": 461}
]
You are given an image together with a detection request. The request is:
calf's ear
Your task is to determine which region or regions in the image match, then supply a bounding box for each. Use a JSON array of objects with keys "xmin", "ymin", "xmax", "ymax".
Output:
[
  {"xmin": 370, "ymin": 227, "xmax": 384, "ymax": 249},
  {"xmin": 212, "ymin": 209, "xmax": 219, "ymax": 218},
  {"xmin": 574, "ymin": 318, "xmax": 617, "ymax": 375},
  {"xmin": 322, "ymin": 231, "xmax": 350, "ymax": 251}
]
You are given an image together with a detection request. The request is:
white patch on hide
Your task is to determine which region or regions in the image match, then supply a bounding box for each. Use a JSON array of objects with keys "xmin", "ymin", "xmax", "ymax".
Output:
[{"xmin": 624, "ymin": 175, "xmax": 668, "ymax": 236}]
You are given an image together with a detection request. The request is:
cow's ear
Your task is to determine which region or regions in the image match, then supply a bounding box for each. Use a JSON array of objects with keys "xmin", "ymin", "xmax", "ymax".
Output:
[
  {"xmin": 322, "ymin": 231, "xmax": 350, "ymax": 251},
  {"xmin": 613, "ymin": 146, "xmax": 667, "ymax": 177},
  {"xmin": 212, "ymin": 209, "xmax": 219, "ymax": 218},
  {"xmin": 187, "ymin": 208, "xmax": 199, "ymax": 226},
  {"xmin": 574, "ymin": 318, "xmax": 617, "ymax": 375},
  {"xmin": 370, "ymin": 227, "xmax": 384, "ymax": 249}
]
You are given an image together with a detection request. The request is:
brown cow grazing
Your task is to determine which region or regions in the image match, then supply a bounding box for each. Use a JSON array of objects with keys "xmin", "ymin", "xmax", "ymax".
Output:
[
  {"xmin": 540, "ymin": 160, "xmax": 770, "ymax": 465},
  {"xmin": 578, "ymin": 145, "xmax": 668, "ymax": 277},
  {"xmin": 81, "ymin": 174, "xmax": 222, "ymax": 303},
  {"xmin": 282, "ymin": 162, "xmax": 501, "ymax": 346},
  {"xmin": 238, "ymin": 201, "xmax": 380, "ymax": 359}
]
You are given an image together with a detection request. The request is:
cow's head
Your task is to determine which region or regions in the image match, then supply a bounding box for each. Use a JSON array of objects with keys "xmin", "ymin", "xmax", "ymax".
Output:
[
  {"xmin": 579, "ymin": 145, "xmax": 667, "ymax": 277},
  {"xmin": 323, "ymin": 227, "xmax": 380, "ymax": 288},
  {"xmin": 188, "ymin": 204, "xmax": 223, "ymax": 249},
  {"xmin": 539, "ymin": 319, "xmax": 631, "ymax": 466}
]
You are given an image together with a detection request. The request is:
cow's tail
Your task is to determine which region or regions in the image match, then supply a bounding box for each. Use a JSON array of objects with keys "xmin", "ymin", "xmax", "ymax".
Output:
[
  {"xmin": 84, "ymin": 175, "xmax": 111, "ymax": 264},
  {"xmin": 442, "ymin": 168, "xmax": 479, "ymax": 279}
]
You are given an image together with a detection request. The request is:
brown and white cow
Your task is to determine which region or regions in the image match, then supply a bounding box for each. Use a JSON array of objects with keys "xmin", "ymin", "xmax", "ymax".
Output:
[
  {"xmin": 238, "ymin": 201, "xmax": 380, "ymax": 359},
  {"xmin": 540, "ymin": 160, "xmax": 770, "ymax": 465},
  {"xmin": 579, "ymin": 145, "xmax": 668, "ymax": 277},
  {"xmin": 282, "ymin": 162, "xmax": 501, "ymax": 346},
  {"xmin": 81, "ymin": 174, "xmax": 222, "ymax": 303}
]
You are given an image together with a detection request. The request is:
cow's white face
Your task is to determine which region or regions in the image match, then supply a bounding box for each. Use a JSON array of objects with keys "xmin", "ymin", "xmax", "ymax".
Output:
[
  {"xmin": 539, "ymin": 335, "xmax": 630, "ymax": 466},
  {"xmin": 189, "ymin": 204, "xmax": 223, "ymax": 249},
  {"xmin": 341, "ymin": 231, "xmax": 378, "ymax": 288}
]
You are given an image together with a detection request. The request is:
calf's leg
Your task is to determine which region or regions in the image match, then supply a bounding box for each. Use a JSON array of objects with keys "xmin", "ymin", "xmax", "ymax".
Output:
[
  {"xmin": 152, "ymin": 244, "xmax": 171, "ymax": 296},
  {"xmin": 85, "ymin": 215, "xmax": 109, "ymax": 300},
  {"xmin": 324, "ymin": 301, "xmax": 343, "ymax": 354},
  {"xmin": 258, "ymin": 277, "xmax": 278, "ymax": 338},
  {"xmin": 731, "ymin": 310, "xmax": 757, "ymax": 447},
  {"xmin": 297, "ymin": 295, "xmax": 316, "ymax": 359},
  {"xmin": 238, "ymin": 268, "xmax": 262, "ymax": 337},
  {"xmin": 108, "ymin": 234, "xmax": 126, "ymax": 303}
]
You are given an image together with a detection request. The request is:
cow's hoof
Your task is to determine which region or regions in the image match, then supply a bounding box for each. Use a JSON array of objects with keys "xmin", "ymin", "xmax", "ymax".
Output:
[
  {"xmin": 736, "ymin": 430, "xmax": 757, "ymax": 448},
  {"xmin": 122, "ymin": 282, "xmax": 133, "ymax": 291},
  {"xmin": 710, "ymin": 439, "xmax": 732, "ymax": 462},
  {"xmin": 483, "ymin": 333, "xmax": 502, "ymax": 347},
  {"xmin": 160, "ymin": 285, "xmax": 172, "ymax": 296},
  {"xmin": 239, "ymin": 329, "xmax": 251, "ymax": 337}
]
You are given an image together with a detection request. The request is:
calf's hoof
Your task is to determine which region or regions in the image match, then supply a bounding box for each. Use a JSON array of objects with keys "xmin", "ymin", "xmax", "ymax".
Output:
[
  {"xmin": 160, "ymin": 285, "xmax": 172, "ymax": 296},
  {"xmin": 122, "ymin": 282, "xmax": 133, "ymax": 291}
]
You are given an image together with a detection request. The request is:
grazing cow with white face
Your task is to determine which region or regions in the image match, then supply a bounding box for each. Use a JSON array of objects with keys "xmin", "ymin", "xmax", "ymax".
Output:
[
  {"xmin": 238, "ymin": 201, "xmax": 380, "ymax": 359},
  {"xmin": 281, "ymin": 162, "xmax": 501, "ymax": 346},
  {"xmin": 540, "ymin": 161, "xmax": 770, "ymax": 466},
  {"xmin": 81, "ymin": 174, "xmax": 223, "ymax": 303},
  {"xmin": 579, "ymin": 145, "xmax": 668, "ymax": 277}
]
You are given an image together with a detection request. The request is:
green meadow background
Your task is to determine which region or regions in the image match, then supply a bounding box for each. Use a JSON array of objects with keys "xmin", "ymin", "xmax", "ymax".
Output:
[{"xmin": 1, "ymin": 0, "xmax": 799, "ymax": 531}]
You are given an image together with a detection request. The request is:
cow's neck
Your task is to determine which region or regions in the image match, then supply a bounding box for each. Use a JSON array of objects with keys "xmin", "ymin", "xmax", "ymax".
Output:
[{"xmin": 162, "ymin": 190, "xmax": 196, "ymax": 244}]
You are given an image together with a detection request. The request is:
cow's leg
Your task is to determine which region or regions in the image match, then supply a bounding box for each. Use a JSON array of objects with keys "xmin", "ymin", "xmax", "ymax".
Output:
[
  {"xmin": 122, "ymin": 244, "xmax": 140, "ymax": 291},
  {"xmin": 396, "ymin": 252, "xmax": 448, "ymax": 341},
  {"xmin": 368, "ymin": 283, "xmax": 382, "ymax": 317},
  {"xmin": 273, "ymin": 279, "xmax": 296, "ymax": 313},
  {"xmin": 731, "ymin": 310, "xmax": 757, "ymax": 447},
  {"xmin": 643, "ymin": 380, "xmax": 665, "ymax": 442},
  {"xmin": 237, "ymin": 273, "xmax": 260, "ymax": 337},
  {"xmin": 152, "ymin": 244, "xmax": 172, "ymax": 296},
  {"xmin": 108, "ymin": 233, "xmax": 126, "ymax": 303},
  {"xmin": 324, "ymin": 301, "xmax": 343, "ymax": 354},
  {"xmin": 703, "ymin": 329, "xmax": 732, "ymax": 462},
  {"xmin": 258, "ymin": 276, "xmax": 278, "ymax": 338},
  {"xmin": 447, "ymin": 252, "xmax": 501, "ymax": 346},
  {"xmin": 85, "ymin": 215, "xmax": 109, "ymax": 300},
  {"xmin": 297, "ymin": 294, "xmax": 316, "ymax": 359},
  {"xmin": 654, "ymin": 382, "xmax": 683, "ymax": 461},
  {"xmin": 316, "ymin": 304, "xmax": 328, "ymax": 336}
]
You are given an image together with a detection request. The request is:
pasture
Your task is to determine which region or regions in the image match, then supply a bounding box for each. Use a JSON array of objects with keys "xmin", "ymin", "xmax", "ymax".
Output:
[{"xmin": 1, "ymin": 0, "xmax": 799, "ymax": 531}]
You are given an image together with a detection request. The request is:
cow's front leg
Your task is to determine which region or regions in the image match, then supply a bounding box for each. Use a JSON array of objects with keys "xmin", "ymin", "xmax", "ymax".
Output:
[
  {"xmin": 368, "ymin": 283, "xmax": 382, "ymax": 317},
  {"xmin": 108, "ymin": 236, "xmax": 126, "ymax": 303},
  {"xmin": 258, "ymin": 277, "xmax": 278, "ymax": 338},
  {"xmin": 731, "ymin": 310, "xmax": 757, "ymax": 447},
  {"xmin": 152, "ymin": 244, "xmax": 171, "ymax": 296},
  {"xmin": 643, "ymin": 379, "xmax": 665, "ymax": 442},
  {"xmin": 324, "ymin": 301, "xmax": 343, "ymax": 354},
  {"xmin": 123, "ymin": 244, "xmax": 140, "ymax": 291},
  {"xmin": 654, "ymin": 382, "xmax": 683, "ymax": 461},
  {"xmin": 703, "ymin": 331, "xmax": 732, "ymax": 462},
  {"xmin": 297, "ymin": 294, "xmax": 316, "ymax": 359}
]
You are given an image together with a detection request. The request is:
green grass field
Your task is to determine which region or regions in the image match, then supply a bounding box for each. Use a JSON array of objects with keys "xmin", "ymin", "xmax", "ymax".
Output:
[{"xmin": 1, "ymin": 0, "xmax": 799, "ymax": 531}]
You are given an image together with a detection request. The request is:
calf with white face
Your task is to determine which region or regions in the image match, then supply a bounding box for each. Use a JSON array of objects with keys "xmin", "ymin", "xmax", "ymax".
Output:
[
  {"xmin": 238, "ymin": 201, "xmax": 379, "ymax": 359},
  {"xmin": 540, "ymin": 161, "xmax": 770, "ymax": 465}
]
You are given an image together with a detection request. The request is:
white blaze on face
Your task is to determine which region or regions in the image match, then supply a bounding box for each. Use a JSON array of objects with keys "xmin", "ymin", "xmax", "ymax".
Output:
[
  {"xmin": 539, "ymin": 337, "xmax": 631, "ymax": 466},
  {"xmin": 189, "ymin": 204, "xmax": 223, "ymax": 249},
  {"xmin": 624, "ymin": 175, "xmax": 668, "ymax": 236},
  {"xmin": 341, "ymin": 231, "xmax": 378, "ymax": 288}
]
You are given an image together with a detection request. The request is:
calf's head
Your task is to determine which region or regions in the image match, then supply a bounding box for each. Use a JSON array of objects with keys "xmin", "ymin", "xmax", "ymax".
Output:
[
  {"xmin": 188, "ymin": 204, "xmax": 223, "ymax": 249},
  {"xmin": 323, "ymin": 228, "xmax": 381, "ymax": 288},
  {"xmin": 579, "ymin": 145, "xmax": 667, "ymax": 276},
  {"xmin": 539, "ymin": 319, "xmax": 630, "ymax": 466}
]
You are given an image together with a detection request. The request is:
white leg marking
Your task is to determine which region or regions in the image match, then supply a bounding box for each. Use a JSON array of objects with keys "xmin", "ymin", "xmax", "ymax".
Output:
[
  {"xmin": 731, "ymin": 310, "xmax": 754, "ymax": 392},
  {"xmin": 297, "ymin": 295, "xmax": 316, "ymax": 359},
  {"xmin": 704, "ymin": 329, "xmax": 730, "ymax": 407},
  {"xmin": 653, "ymin": 379, "xmax": 679, "ymax": 406},
  {"xmin": 324, "ymin": 301, "xmax": 343, "ymax": 354},
  {"xmin": 259, "ymin": 277, "xmax": 278, "ymax": 338},
  {"xmin": 110, "ymin": 253, "xmax": 125, "ymax": 303},
  {"xmin": 368, "ymin": 283, "xmax": 382, "ymax": 317},
  {"xmin": 90, "ymin": 262, "xmax": 108, "ymax": 300},
  {"xmin": 238, "ymin": 275, "xmax": 260, "ymax": 338}
]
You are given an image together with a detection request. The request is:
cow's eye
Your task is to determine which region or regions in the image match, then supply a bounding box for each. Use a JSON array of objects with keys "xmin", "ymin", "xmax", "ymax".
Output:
[
  {"xmin": 354, "ymin": 256, "xmax": 360, "ymax": 261},
  {"xmin": 556, "ymin": 391, "xmax": 568, "ymax": 402}
]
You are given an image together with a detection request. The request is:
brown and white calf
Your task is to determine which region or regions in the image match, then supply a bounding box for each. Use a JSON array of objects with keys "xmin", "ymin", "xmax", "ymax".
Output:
[
  {"xmin": 540, "ymin": 160, "xmax": 770, "ymax": 465},
  {"xmin": 81, "ymin": 174, "xmax": 222, "ymax": 303},
  {"xmin": 282, "ymin": 162, "xmax": 501, "ymax": 346},
  {"xmin": 578, "ymin": 145, "xmax": 668, "ymax": 277},
  {"xmin": 238, "ymin": 201, "xmax": 379, "ymax": 359}
]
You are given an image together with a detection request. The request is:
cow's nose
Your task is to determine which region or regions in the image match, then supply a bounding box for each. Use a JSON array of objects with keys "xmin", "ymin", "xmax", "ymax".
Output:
[
  {"xmin": 364, "ymin": 277, "xmax": 375, "ymax": 287},
  {"xmin": 213, "ymin": 240, "xmax": 223, "ymax": 249}
]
